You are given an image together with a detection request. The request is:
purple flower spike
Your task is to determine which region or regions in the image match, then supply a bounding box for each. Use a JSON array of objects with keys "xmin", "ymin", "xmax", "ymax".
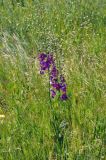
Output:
[
  {"xmin": 60, "ymin": 93, "xmax": 68, "ymax": 101},
  {"xmin": 50, "ymin": 89, "xmax": 56, "ymax": 98},
  {"xmin": 38, "ymin": 52, "xmax": 68, "ymax": 101}
]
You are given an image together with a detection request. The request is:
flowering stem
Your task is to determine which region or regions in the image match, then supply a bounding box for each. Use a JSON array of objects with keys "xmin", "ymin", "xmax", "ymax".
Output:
[{"xmin": 48, "ymin": 68, "xmax": 52, "ymax": 110}]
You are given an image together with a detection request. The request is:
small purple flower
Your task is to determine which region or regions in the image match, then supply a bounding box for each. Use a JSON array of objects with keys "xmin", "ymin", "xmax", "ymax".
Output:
[
  {"xmin": 50, "ymin": 74, "xmax": 58, "ymax": 82},
  {"xmin": 60, "ymin": 93, "xmax": 68, "ymax": 101},
  {"xmin": 38, "ymin": 53, "xmax": 54, "ymax": 74},
  {"xmin": 52, "ymin": 83, "xmax": 61, "ymax": 90},
  {"xmin": 60, "ymin": 84, "xmax": 67, "ymax": 92},
  {"xmin": 50, "ymin": 89, "xmax": 56, "ymax": 98},
  {"xmin": 51, "ymin": 66, "xmax": 58, "ymax": 77},
  {"xmin": 40, "ymin": 61, "xmax": 50, "ymax": 70},
  {"xmin": 38, "ymin": 53, "xmax": 47, "ymax": 61}
]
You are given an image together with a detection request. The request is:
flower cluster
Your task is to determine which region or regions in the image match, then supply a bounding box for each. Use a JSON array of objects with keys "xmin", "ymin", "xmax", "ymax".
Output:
[{"xmin": 38, "ymin": 53, "xmax": 68, "ymax": 101}]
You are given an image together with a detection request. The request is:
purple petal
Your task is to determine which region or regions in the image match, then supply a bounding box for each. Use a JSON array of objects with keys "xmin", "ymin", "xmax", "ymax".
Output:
[
  {"xmin": 50, "ymin": 89, "xmax": 56, "ymax": 98},
  {"xmin": 52, "ymin": 83, "xmax": 61, "ymax": 90},
  {"xmin": 40, "ymin": 61, "xmax": 50, "ymax": 70},
  {"xmin": 51, "ymin": 66, "xmax": 58, "ymax": 77},
  {"xmin": 60, "ymin": 93, "xmax": 68, "ymax": 101},
  {"xmin": 60, "ymin": 84, "xmax": 67, "ymax": 92},
  {"xmin": 38, "ymin": 53, "xmax": 47, "ymax": 61}
]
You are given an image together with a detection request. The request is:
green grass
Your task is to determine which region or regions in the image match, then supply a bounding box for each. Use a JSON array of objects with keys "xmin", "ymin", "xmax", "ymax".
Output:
[{"xmin": 0, "ymin": 0, "xmax": 106, "ymax": 159}]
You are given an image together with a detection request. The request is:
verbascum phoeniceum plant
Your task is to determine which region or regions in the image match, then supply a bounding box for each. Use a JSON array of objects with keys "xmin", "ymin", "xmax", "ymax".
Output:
[
  {"xmin": 38, "ymin": 52, "xmax": 68, "ymax": 101},
  {"xmin": 38, "ymin": 52, "xmax": 70, "ymax": 159}
]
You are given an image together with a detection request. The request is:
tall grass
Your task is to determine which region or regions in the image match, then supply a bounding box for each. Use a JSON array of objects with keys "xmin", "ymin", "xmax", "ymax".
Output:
[{"xmin": 0, "ymin": 0, "xmax": 106, "ymax": 159}]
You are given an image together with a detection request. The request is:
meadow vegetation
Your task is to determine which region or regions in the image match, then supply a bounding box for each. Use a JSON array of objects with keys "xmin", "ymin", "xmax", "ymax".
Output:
[{"xmin": 0, "ymin": 0, "xmax": 106, "ymax": 159}]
